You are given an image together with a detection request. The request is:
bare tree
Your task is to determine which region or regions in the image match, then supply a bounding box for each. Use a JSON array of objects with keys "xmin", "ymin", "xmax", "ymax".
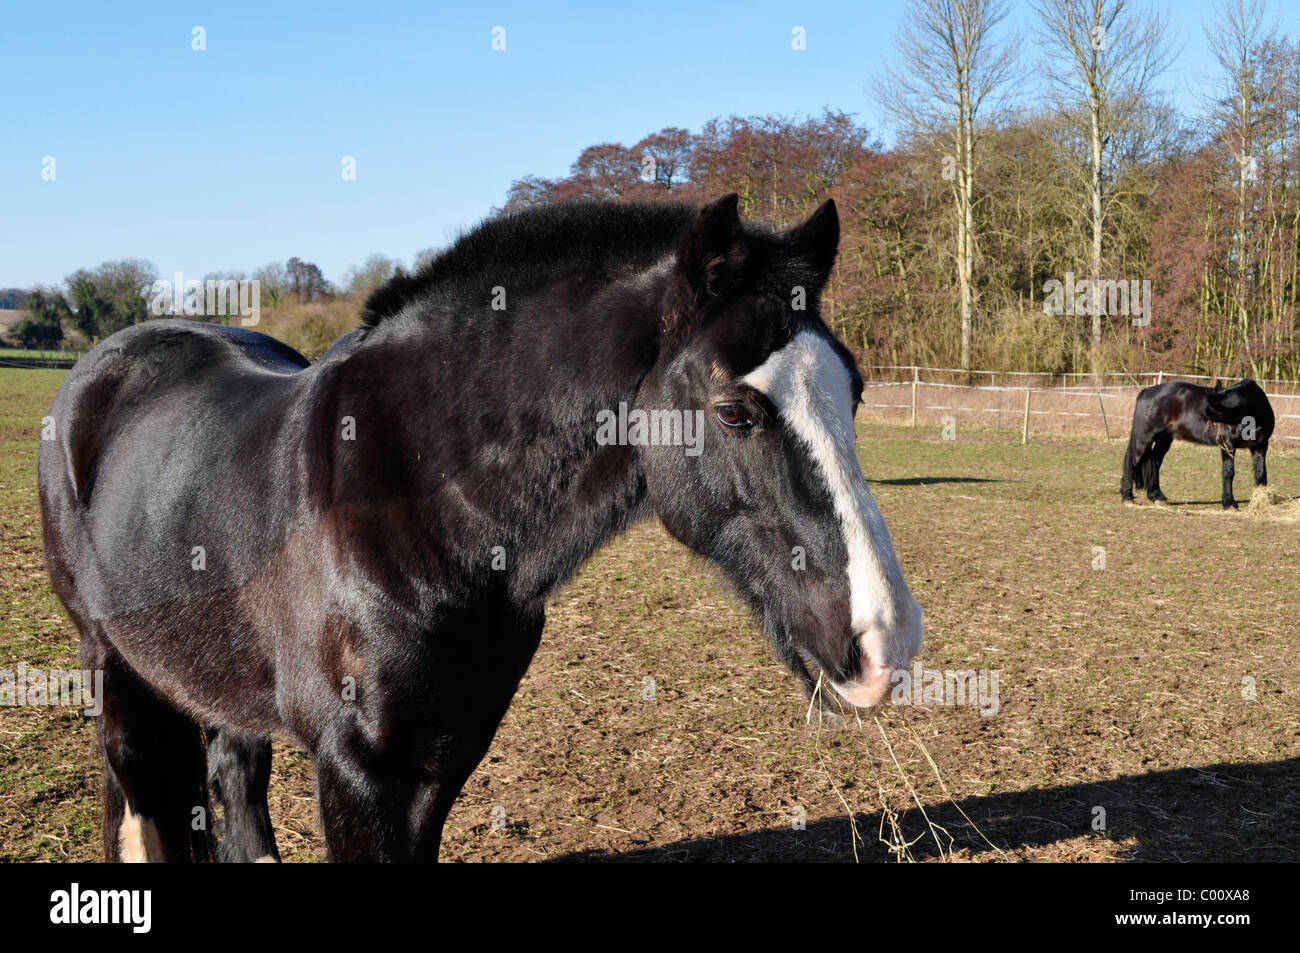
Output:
[
  {"xmin": 875, "ymin": 0, "xmax": 1019, "ymax": 371},
  {"xmin": 285, "ymin": 257, "xmax": 331, "ymax": 302},
  {"xmin": 254, "ymin": 261, "xmax": 288, "ymax": 309},
  {"xmin": 1033, "ymin": 0, "xmax": 1177, "ymax": 357},
  {"xmin": 631, "ymin": 127, "xmax": 694, "ymax": 191},
  {"xmin": 1204, "ymin": 0, "xmax": 1273, "ymax": 357},
  {"xmin": 343, "ymin": 254, "xmax": 399, "ymax": 300},
  {"xmin": 498, "ymin": 175, "xmax": 559, "ymax": 214}
]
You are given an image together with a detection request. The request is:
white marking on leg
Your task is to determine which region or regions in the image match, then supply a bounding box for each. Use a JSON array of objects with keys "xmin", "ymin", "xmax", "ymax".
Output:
[
  {"xmin": 742, "ymin": 330, "xmax": 923, "ymax": 682},
  {"xmin": 119, "ymin": 803, "xmax": 166, "ymax": 863},
  {"xmin": 254, "ymin": 855, "xmax": 279, "ymax": 863}
]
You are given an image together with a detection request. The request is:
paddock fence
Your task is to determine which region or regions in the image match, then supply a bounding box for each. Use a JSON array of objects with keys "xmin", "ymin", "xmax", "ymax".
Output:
[
  {"xmin": 0, "ymin": 346, "xmax": 87, "ymax": 369},
  {"xmin": 858, "ymin": 366, "xmax": 1300, "ymax": 444}
]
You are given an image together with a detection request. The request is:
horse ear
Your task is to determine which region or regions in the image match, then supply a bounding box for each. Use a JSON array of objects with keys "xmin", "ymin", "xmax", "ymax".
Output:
[
  {"xmin": 677, "ymin": 193, "xmax": 743, "ymax": 301},
  {"xmin": 786, "ymin": 198, "xmax": 839, "ymax": 282}
]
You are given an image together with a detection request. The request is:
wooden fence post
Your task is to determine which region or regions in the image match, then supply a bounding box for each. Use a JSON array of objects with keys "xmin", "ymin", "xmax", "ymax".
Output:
[
  {"xmin": 1021, "ymin": 389, "xmax": 1031, "ymax": 445},
  {"xmin": 911, "ymin": 368, "xmax": 918, "ymax": 428},
  {"xmin": 1097, "ymin": 391, "xmax": 1110, "ymax": 440}
]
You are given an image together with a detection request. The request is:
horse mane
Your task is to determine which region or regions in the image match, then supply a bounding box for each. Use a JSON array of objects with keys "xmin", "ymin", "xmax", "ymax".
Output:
[{"xmin": 359, "ymin": 201, "xmax": 701, "ymax": 328}]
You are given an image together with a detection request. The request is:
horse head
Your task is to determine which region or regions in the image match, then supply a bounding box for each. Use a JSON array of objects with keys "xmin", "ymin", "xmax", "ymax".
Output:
[{"xmin": 637, "ymin": 194, "xmax": 924, "ymax": 711}]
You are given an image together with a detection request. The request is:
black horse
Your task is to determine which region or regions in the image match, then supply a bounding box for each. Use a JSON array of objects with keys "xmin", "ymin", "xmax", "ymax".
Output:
[
  {"xmin": 38, "ymin": 194, "xmax": 924, "ymax": 862},
  {"xmin": 1121, "ymin": 378, "xmax": 1275, "ymax": 509}
]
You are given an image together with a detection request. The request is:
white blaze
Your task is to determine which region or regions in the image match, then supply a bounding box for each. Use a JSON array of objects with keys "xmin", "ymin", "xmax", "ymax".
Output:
[{"xmin": 742, "ymin": 330, "xmax": 923, "ymax": 693}]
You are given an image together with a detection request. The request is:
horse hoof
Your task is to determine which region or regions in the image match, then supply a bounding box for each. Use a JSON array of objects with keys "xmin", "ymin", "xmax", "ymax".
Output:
[
  {"xmin": 1122, "ymin": 498, "xmax": 1137, "ymax": 507},
  {"xmin": 1224, "ymin": 503, "xmax": 1239, "ymax": 511},
  {"xmin": 1151, "ymin": 499, "xmax": 1168, "ymax": 507}
]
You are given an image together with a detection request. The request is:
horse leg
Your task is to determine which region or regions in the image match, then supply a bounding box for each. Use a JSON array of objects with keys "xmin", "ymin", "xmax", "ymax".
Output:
[
  {"xmin": 405, "ymin": 699, "xmax": 530, "ymax": 862},
  {"xmin": 312, "ymin": 711, "xmax": 495, "ymax": 862},
  {"xmin": 316, "ymin": 714, "xmax": 515, "ymax": 863},
  {"xmin": 1251, "ymin": 446, "xmax": 1268, "ymax": 487},
  {"xmin": 82, "ymin": 627, "xmax": 215, "ymax": 862},
  {"xmin": 1221, "ymin": 448, "xmax": 1238, "ymax": 509},
  {"xmin": 312, "ymin": 612, "xmax": 543, "ymax": 862},
  {"xmin": 207, "ymin": 728, "xmax": 280, "ymax": 862},
  {"xmin": 310, "ymin": 710, "xmax": 413, "ymax": 862},
  {"xmin": 1146, "ymin": 433, "xmax": 1172, "ymax": 503},
  {"xmin": 313, "ymin": 691, "xmax": 526, "ymax": 862}
]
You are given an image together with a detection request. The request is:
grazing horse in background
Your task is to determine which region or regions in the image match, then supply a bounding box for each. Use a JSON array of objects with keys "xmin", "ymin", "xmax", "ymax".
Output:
[
  {"xmin": 38, "ymin": 194, "xmax": 924, "ymax": 862},
  {"xmin": 1121, "ymin": 378, "xmax": 1275, "ymax": 509}
]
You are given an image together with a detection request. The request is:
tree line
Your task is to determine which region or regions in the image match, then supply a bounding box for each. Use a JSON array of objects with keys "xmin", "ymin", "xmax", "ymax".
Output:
[
  {"xmin": 4, "ymin": 244, "xmax": 452, "ymax": 357},
  {"xmin": 6, "ymin": 256, "xmax": 367, "ymax": 351},
  {"xmin": 499, "ymin": 0, "xmax": 1300, "ymax": 380}
]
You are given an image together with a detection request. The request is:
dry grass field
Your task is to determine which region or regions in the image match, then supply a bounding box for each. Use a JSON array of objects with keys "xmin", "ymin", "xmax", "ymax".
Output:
[{"xmin": 2, "ymin": 367, "xmax": 1296, "ymax": 862}]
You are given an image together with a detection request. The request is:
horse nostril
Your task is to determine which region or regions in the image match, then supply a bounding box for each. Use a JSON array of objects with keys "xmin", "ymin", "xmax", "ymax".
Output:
[
  {"xmin": 856, "ymin": 626, "xmax": 916, "ymax": 675},
  {"xmin": 861, "ymin": 656, "xmax": 892, "ymax": 679}
]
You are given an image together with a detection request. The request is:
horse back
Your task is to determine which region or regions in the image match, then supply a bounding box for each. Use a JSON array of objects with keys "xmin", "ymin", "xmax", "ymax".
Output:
[
  {"xmin": 41, "ymin": 321, "xmax": 306, "ymax": 498},
  {"xmin": 1132, "ymin": 379, "xmax": 1273, "ymax": 448}
]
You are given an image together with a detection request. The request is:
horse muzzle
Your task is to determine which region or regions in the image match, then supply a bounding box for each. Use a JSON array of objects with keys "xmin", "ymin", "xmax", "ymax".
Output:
[{"xmin": 829, "ymin": 605, "xmax": 924, "ymax": 709}]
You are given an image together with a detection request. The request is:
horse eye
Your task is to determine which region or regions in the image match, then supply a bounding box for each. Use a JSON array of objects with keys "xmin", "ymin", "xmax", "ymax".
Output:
[{"xmin": 715, "ymin": 403, "xmax": 751, "ymax": 428}]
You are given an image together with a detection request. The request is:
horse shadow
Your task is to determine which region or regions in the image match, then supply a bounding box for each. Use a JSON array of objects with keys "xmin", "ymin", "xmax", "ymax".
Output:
[
  {"xmin": 1130, "ymin": 500, "xmax": 1247, "ymax": 509},
  {"xmin": 547, "ymin": 756, "xmax": 1299, "ymax": 862},
  {"xmin": 872, "ymin": 477, "xmax": 1002, "ymax": 486}
]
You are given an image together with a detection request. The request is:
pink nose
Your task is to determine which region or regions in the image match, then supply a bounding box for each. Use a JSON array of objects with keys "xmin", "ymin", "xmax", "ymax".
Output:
[
  {"xmin": 861, "ymin": 656, "xmax": 893, "ymax": 680},
  {"xmin": 829, "ymin": 653, "xmax": 899, "ymax": 708}
]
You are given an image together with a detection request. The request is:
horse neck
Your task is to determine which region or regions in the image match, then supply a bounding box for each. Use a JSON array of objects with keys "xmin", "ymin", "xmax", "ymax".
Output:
[{"xmin": 341, "ymin": 264, "xmax": 677, "ymax": 607}]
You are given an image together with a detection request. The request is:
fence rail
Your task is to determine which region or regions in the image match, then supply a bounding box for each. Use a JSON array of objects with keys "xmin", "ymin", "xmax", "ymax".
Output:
[
  {"xmin": 863, "ymin": 364, "xmax": 1300, "ymax": 390},
  {"xmin": 4, "ymin": 351, "xmax": 1299, "ymax": 442},
  {"xmin": 859, "ymin": 367, "xmax": 1300, "ymax": 444},
  {"xmin": 0, "ymin": 346, "xmax": 87, "ymax": 369}
]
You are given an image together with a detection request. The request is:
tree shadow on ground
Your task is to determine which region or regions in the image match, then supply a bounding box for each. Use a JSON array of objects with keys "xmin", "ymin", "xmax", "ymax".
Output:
[{"xmin": 548, "ymin": 757, "xmax": 1299, "ymax": 863}]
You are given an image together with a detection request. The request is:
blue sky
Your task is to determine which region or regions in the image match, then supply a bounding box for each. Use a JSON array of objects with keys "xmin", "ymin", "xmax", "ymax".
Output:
[{"xmin": 2, "ymin": 0, "xmax": 1295, "ymax": 288}]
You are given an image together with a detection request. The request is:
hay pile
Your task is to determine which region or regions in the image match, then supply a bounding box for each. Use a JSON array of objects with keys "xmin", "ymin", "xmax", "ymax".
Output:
[{"xmin": 1244, "ymin": 485, "xmax": 1300, "ymax": 522}]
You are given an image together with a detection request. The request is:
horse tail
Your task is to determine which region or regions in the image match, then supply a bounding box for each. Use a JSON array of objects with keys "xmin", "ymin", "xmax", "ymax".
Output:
[{"xmin": 1122, "ymin": 431, "xmax": 1145, "ymax": 492}]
